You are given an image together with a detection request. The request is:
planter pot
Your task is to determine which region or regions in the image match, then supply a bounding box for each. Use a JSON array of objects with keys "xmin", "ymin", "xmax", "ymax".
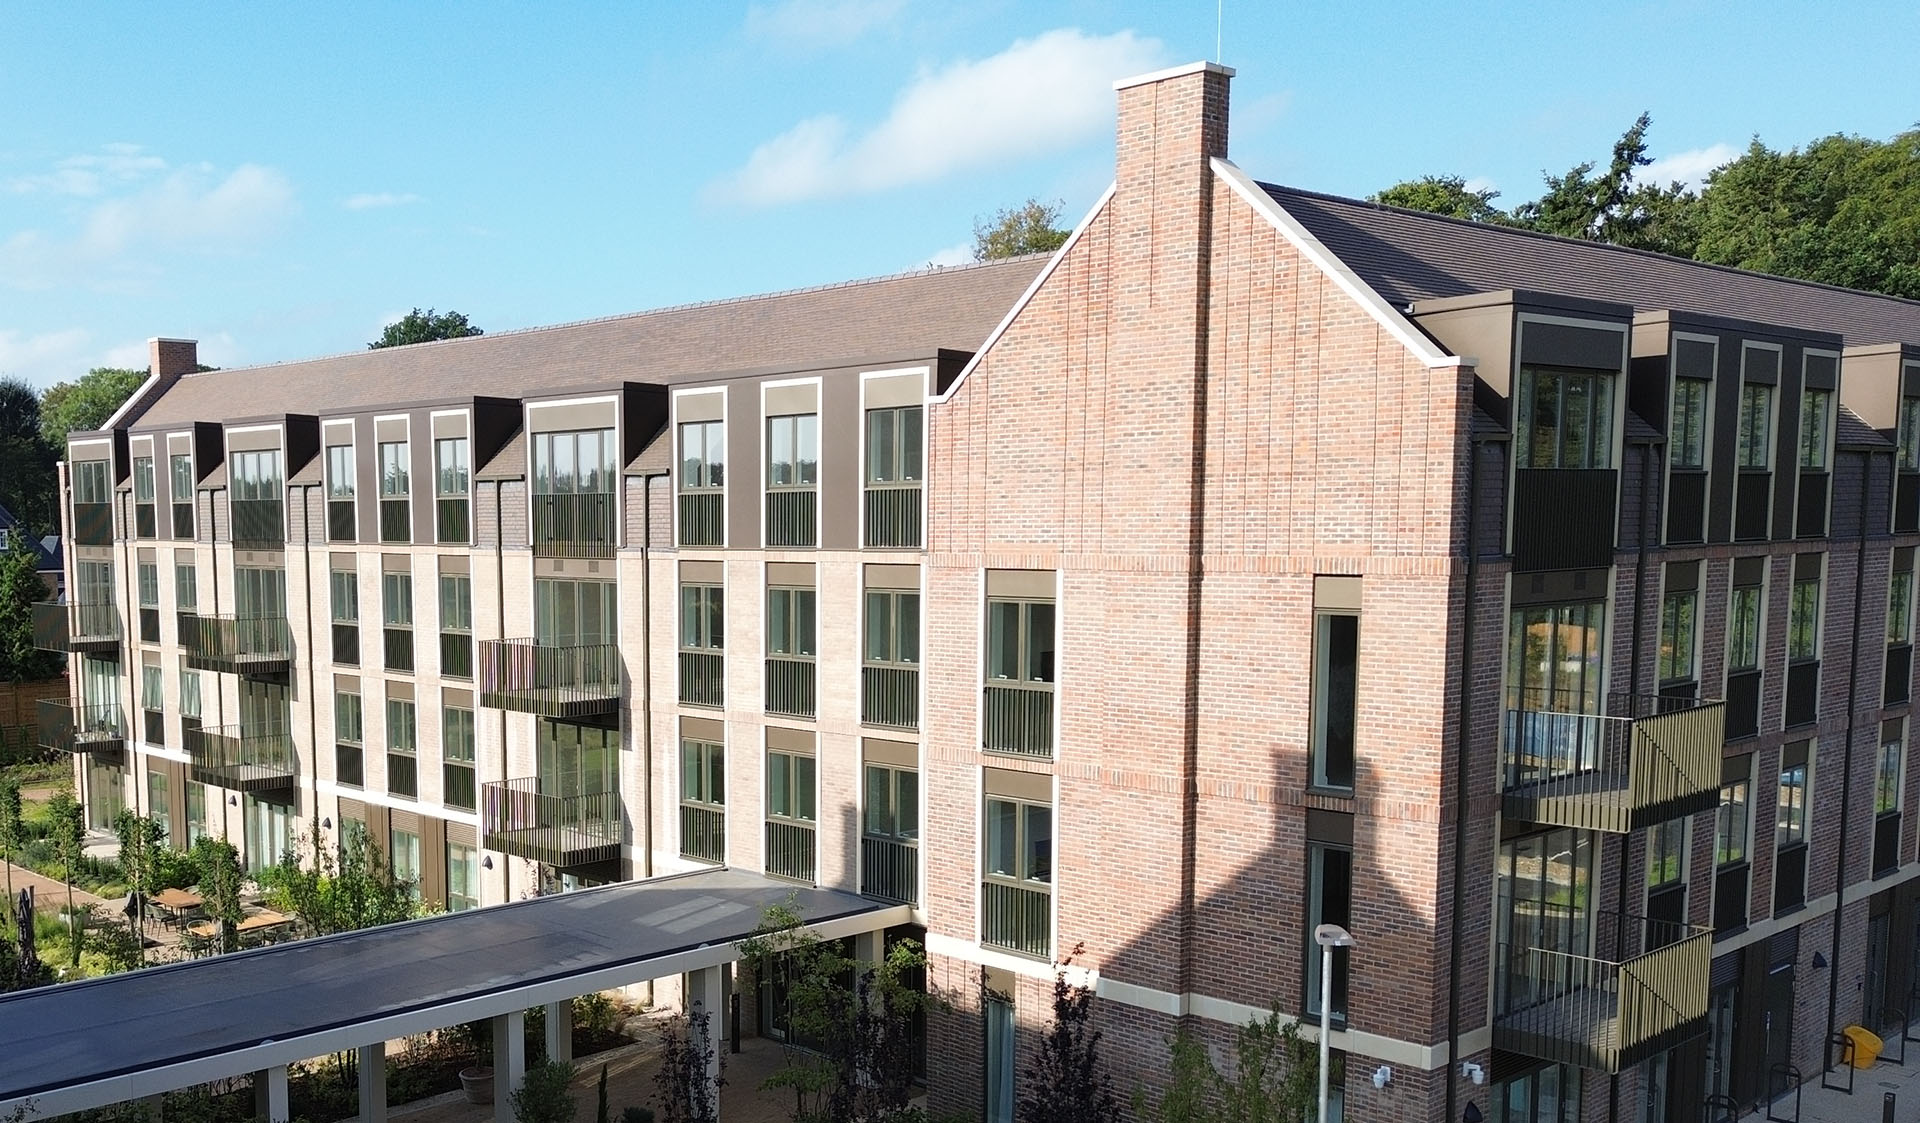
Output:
[{"xmin": 459, "ymin": 1066, "xmax": 494, "ymax": 1104}]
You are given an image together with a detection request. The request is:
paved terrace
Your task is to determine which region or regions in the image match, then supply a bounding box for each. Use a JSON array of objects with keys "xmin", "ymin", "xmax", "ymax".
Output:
[{"xmin": 0, "ymin": 868, "xmax": 902, "ymax": 1121}]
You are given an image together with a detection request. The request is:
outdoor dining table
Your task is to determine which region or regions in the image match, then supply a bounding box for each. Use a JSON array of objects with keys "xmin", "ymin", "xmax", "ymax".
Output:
[
  {"xmin": 150, "ymin": 888, "xmax": 204, "ymax": 929},
  {"xmin": 187, "ymin": 909, "xmax": 293, "ymax": 940}
]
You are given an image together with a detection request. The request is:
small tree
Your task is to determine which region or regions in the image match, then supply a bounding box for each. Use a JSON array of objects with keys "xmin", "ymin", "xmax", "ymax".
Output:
[
  {"xmin": 193, "ymin": 837, "xmax": 245, "ymax": 953},
  {"xmin": 653, "ymin": 1008, "xmax": 722, "ymax": 1123},
  {"xmin": 369, "ymin": 309, "xmax": 484, "ymax": 349},
  {"xmin": 46, "ymin": 787, "xmax": 83, "ymax": 964},
  {"xmin": 1017, "ymin": 945, "xmax": 1119, "ymax": 1123},
  {"xmin": 262, "ymin": 823, "xmax": 418, "ymax": 935},
  {"xmin": 13, "ymin": 887, "xmax": 43, "ymax": 989},
  {"xmin": 112, "ymin": 809, "xmax": 166, "ymax": 956},
  {"xmin": 1132, "ymin": 1006, "xmax": 1318, "ymax": 1123},
  {"xmin": 0, "ymin": 775, "xmax": 20, "ymax": 932},
  {"xmin": 0, "ymin": 533, "xmax": 61, "ymax": 683},
  {"xmin": 510, "ymin": 1060, "xmax": 577, "ymax": 1123},
  {"xmin": 973, "ymin": 199, "xmax": 1070, "ymax": 261}
]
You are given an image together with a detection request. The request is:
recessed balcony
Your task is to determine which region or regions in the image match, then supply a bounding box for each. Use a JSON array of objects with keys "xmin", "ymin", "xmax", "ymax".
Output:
[
  {"xmin": 32, "ymin": 601, "xmax": 120, "ymax": 655},
  {"xmin": 180, "ymin": 612, "xmax": 292, "ymax": 676},
  {"xmin": 483, "ymin": 778, "xmax": 621, "ymax": 867},
  {"xmin": 37, "ymin": 699, "xmax": 124, "ymax": 756},
  {"xmin": 478, "ymin": 638, "xmax": 620, "ymax": 718},
  {"xmin": 229, "ymin": 498, "xmax": 285, "ymax": 547},
  {"xmin": 533, "ymin": 492, "xmax": 615, "ymax": 559},
  {"xmin": 1494, "ymin": 912, "xmax": 1711, "ymax": 1073},
  {"xmin": 1501, "ymin": 692, "xmax": 1723, "ymax": 834},
  {"xmin": 185, "ymin": 723, "xmax": 296, "ymax": 793}
]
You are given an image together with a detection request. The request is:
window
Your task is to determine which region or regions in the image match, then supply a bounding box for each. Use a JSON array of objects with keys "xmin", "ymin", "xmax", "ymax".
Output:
[
  {"xmin": 1516, "ymin": 365, "xmax": 1615, "ymax": 470},
  {"xmin": 865, "ymin": 764, "xmax": 919, "ymax": 843},
  {"xmin": 1671, "ymin": 378, "xmax": 1708, "ymax": 471},
  {"xmin": 169, "ymin": 453, "xmax": 194, "ymax": 506},
  {"xmin": 866, "ymin": 405, "xmax": 924, "ymax": 483},
  {"xmin": 680, "ymin": 738, "xmax": 726, "ymax": 864},
  {"xmin": 137, "ymin": 562, "xmax": 160, "ymax": 642},
  {"xmin": 133, "ymin": 456, "xmax": 155, "ymax": 536},
  {"xmin": 1901, "ymin": 397, "xmax": 1920, "ymax": 472},
  {"xmin": 1789, "ymin": 569, "xmax": 1821, "ymax": 662},
  {"xmin": 1877, "ymin": 738, "xmax": 1902, "ymax": 816},
  {"xmin": 985, "ymin": 996, "xmax": 1014, "ymax": 1123},
  {"xmin": 389, "ymin": 828, "xmax": 421, "ymax": 901},
  {"xmin": 1305, "ymin": 843, "xmax": 1353, "ymax": 1020},
  {"xmin": 186, "ymin": 783, "xmax": 207, "ymax": 845},
  {"xmin": 1659, "ymin": 586, "xmax": 1698, "ymax": 685},
  {"xmin": 1717, "ymin": 779, "xmax": 1751, "ymax": 867},
  {"xmin": 244, "ymin": 796, "xmax": 293, "ymax": 874},
  {"xmin": 680, "ymin": 421, "xmax": 725, "ymax": 487},
  {"xmin": 1737, "ymin": 383, "xmax": 1773, "ymax": 470},
  {"xmin": 447, "ymin": 842, "xmax": 479, "ymax": 912},
  {"xmin": 1311, "ymin": 608, "xmax": 1358, "ymax": 790},
  {"xmin": 983, "ymin": 787, "xmax": 1053, "ymax": 957},
  {"xmin": 141, "ymin": 663, "xmax": 163, "ymax": 714},
  {"xmin": 679, "ymin": 582, "xmax": 724, "ymax": 707},
  {"xmin": 175, "ymin": 562, "xmax": 197, "ymax": 613},
  {"xmin": 987, "ymin": 600, "xmax": 1055, "ymax": 684},
  {"xmin": 328, "ymin": 445, "xmax": 355, "ymax": 499},
  {"xmin": 866, "ymin": 589, "xmax": 921, "ymax": 665},
  {"xmin": 383, "ymin": 570, "xmax": 413, "ymax": 672},
  {"xmin": 1777, "ymin": 763, "xmax": 1807, "ymax": 849},
  {"xmin": 536, "ymin": 718, "xmax": 618, "ymax": 797},
  {"xmin": 148, "ymin": 769, "xmax": 170, "ymax": 839},
  {"xmin": 766, "ymin": 413, "xmax": 818, "ymax": 488},
  {"xmin": 1728, "ymin": 584, "xmax": 1763, "ymax": 672},
  {"xmin": 230, "ymin": 450, "xmax": 283, "ymax": 500},
  {"xmin": 387, "ymin": 697, "xmax": 417, "ymax": 799},
  {"xmin": 233, "ymin": 565, "xmax": 287, "ymax": 621},
  {"xmin": 72, "ymin": 459, "xmax": 109, "ymax": 504},
  {"xmin": 984, "ymin": 798, "xmax": 1052, "ymax": 882},
  {"xmin": 1800, "ymin": 387, "xmax": 1831, "ymax": 469},
  {"xmin": 335, "ymin": 690, "xmax": 363, "ymax": 788},
  {"xmin": 1647, "ymin": 818, "xmax": 1685, "ymax": 889},
  {"xmin": 531, "ymin": 428, "xmax": 615, "ymax": 554},
  {"xmin": 533, "ymin": 578, "xmax": 617, "ymax": 647},
  {"xmin": 766, "ymin": 748, "xmax": 816, "ymax": 881},
  {"xmin": 1891, "ymin": 569, "xmax": 1913, "ymax": 645},
  {"xmin": 440, "ymin": 573, "xmax": 473, "ymax": 678},
  {"xmin": 768, "ymin": 587, "xmax": 816, "ymax": 658},
  {"xmin": 179, "ymin": 660, "xmax": 202, "ymax": 722},
  {"xmin": 331, "ymin": 567, "xmax": 359, "ymax": 666},
  {"xmin": 443, "ymin": 704, "xmax": 476, "ymax": 811},
  {"xmin": 379, "ymin": 441, "xmax": 409, "ymax": 497},
  {"xmin": 863, "ymin": 589, "xmax": 920, "ymax": 728},
  {"xmin": 1506, "ymin": 601, "xmax": 1605, "ymax": 714},
  {"xmin": 436, "ymin": 437, "xmax": 470, "ymax": 542}
]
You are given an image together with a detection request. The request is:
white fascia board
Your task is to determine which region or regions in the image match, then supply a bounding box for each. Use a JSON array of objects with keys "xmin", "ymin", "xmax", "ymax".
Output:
[
  {"xmin": 931, "ymin": 182, "xmax": 1118, "ymax": 407},
  {"xmin": 101, "ymin": 371, "xmax": 163, "ymax": 432},
  {"xmin": 1211, "ymin": 157, "xmax": 1464, "ymax": 370}
]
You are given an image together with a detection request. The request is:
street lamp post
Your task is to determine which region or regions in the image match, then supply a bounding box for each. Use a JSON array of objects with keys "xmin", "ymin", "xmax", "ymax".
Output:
[{"xmin": 1314, "ymin": 923, "xmax": 1356, "ymax": 1123}]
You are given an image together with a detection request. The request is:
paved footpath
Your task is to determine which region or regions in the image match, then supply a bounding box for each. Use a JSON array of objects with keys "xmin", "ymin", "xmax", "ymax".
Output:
[
  {"xmin": 1751, "ymin": 1033, "xmax": 1920, "ymax": 1123},
  {"xmin": 0, "ymin": 858, "xmax": 108, "ymax": 915}
]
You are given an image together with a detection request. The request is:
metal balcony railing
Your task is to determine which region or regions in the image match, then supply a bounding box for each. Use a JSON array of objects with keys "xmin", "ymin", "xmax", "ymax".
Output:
[
  {"xmin": 32, "ymin": 601, "xmax": 120, "ymax": 653},
  {"xmin": 332, "ymin": 622, "xmax": 359, "ymax": 666},
  {"xmin": 1510, "ymin": 468, "xmax": 1618, "ymax": 572},
  {"xmin": 441, "ymin": 632, "xmax": 473, "ymax": 679},
  {"xmin": 134, "ymin": 503, "xmax": 155, "ymax": 539},
  {"xmin": 483, "ymin": 778, "xmax": 622, "ymax": 867},
  {"xmin": 765, "ymin": 656, "xmax": 815, "ymax": 718},
  {"xmin": 186, "ymin": 723, "xmax": 296, "ymax": 793},
  {"xmin": 335, "ymin": 744, "xmax": 364, "ymax": 787},
  {"xmin": 765, "ymin": 819, "xmax": 816, "ymax": 883},
  {"xmin": 379, "ymin": 498, "xmax": 411, "ymax": 543},
  {"xmin": 679, "ymin": 650, "xmax": 724, "ymax": 708},
  {"xmin": 229, "ymin": 498, "xmax": 284, "ymax": 546},
  {"xmin": 387, "ymin": 752, "xmax": 417, "ymax": 799},
  {"xmin": 180, "ymin": 612, "xmax": 293, "ymax": 675},
  {"xmin": 1501, "ymin": 692, "xmax": 1723, "ymax": 833},
  {"xmin": 172, "ymin": 501, "xmax": 194, "ymax": 540},
  {"xmin": 139, "ymin": 607, "xmax": 160, "ymax": 644},
  {"xmin": 328, "ymin": 500, "xmax": 355, "ymax": 541},
  {"xmin": 861, "ymin": 836, "xmax": 918, "ymax": 906},
  {"xmin": 444, "ymin": 763, "xmax": 476, "ymax": 812},
  {"xmin": 983, "ymin": 682, "xmax": 1054, "ymax": 758},
  {"xmin": 36, "ymin": 699, "xmax": 124, "ymax": 756},
  {"xmin": 679, "ymin": 804, "xmax": 726, "ymax": 864},
  {"xmin": 384, "ymin": 627, "xmax": 414, "ymax": 673},
  {"xmin": 71, "ymin": 502, "xmax": 112, "ymax": 546},
  {"xmin": 862, "ymin": 665, "xmax": 918, "ymax": 729},
  {"xmin": 1493, "ymin": 911, "xmax": 1711, "ymax": 1073},
  {"xmin": 678, "ymin": 491, "xmax": 724, "ymax": 547},
  {"xmin": 532, "ymin": 492, "xmax": 615, "ymax": 558},
  {"xmin": 478, "ymin": 638, "xmax": 621, "ymax": 718},
  {"xmin": 981, "ymin": 881, "xmax": 1050, "ymax": 959},
  {"xmin": 864, "ymin": 485, "xmax": 922, "ymax": 548},
  {"xmin": 765, "ymin": 490, "xmax": 816, "ymax": 548},
  {"xmin": 437, "ymin": 497, "xmax": 470, "ymax": 544}
]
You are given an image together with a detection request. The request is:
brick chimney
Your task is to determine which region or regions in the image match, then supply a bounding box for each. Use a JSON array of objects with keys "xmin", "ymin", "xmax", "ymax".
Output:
[{"xmin": 149, "ymin": 337, "xmax": 198, "ymax": 380}]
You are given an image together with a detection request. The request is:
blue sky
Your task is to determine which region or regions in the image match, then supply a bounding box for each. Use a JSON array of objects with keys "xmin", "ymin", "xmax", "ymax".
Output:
[{"xmin": 3, "ymin": 0, "xmax": 1916, "ymax": 388}]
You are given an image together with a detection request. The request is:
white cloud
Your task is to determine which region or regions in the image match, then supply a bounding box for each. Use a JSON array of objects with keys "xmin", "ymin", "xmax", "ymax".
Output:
[
  {"xmin": 710, "ymin": 28, "xmax": 1166, "ymax": 207},
  {"xmin": 918, "ymin": 242, "xmax": 974, "ymax": 269},
  {"xmin": 7, "ymin": 143, "xmax": 167, "ymax": 197},
  {"xmin": 1464, "ymin": 175, "xmax": 1499, "ymax": 196},
  {"xmin": 343, "ymin": 191, "xmax": 422, "ymax": 211},
  {"xmin": 0, "ymin": 329, "xmax": 156, "ymax": 388},
  {"xmin": 1643, "ymin": 143, "xmax": 1738, "ymax": 191},
  {"xmin": 745, "ymin": 0, "xmax": 903, "ymax": 49}
]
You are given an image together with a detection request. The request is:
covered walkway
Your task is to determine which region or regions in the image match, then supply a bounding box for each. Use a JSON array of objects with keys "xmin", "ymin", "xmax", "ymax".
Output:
[{"xmin": 0, "ymin": 867, "xmax": 904, "ymax": 1121}]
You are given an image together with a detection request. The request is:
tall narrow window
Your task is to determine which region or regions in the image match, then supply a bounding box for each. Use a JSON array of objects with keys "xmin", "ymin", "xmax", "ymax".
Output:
[
  {"xmin": 435, "ymin": 436, "xmax": 470, "ymax": 544},
  {"xmin": 1670, "ymin": 378, "xmax": 1708, "ymax": 470},
  {"xmin": 984, "ymin": 585, "xmax": 1056, "ymax": 758},
  {"xmin": 1900, "ymin": 397, "xmax": 1920, "ymax": 473},
  {"xmin": 531, "ymin": 428, "xmax": 614, "ymax": 557},
  {"xmin": 1875, "ymin": 724, "xmax": 1904, "ymax": 875},
  {"xmin": 1515, "ymin": 366, "xmax": 1615, "ymax": 469},
  {"xmin": 446, "ymin": 842, "xmax": 479, "ymax": 912},
  {"xmin": 327, "ymin": 444, "xmax": 356, "ymax": 541},
  {"xmin": 865, "ymin": 405, "xmax": 924, "ymax": 547},
  {"xmin": 1646, "ymin": 819, "xmax": 1684, "ymax": 896},
  {"xmin": 1799, "ymin": 387, "xmax": 1831, "ymax": 469},
  {"xmin": 1737, "ymin": 383, "xmax": 1774, "ymax": 470},
  {"xmin": 982, "ymin": 792, "xmax": 1052, "ymax": 959},
  {"xmin": 178, "ymin": 659, "xmax": 202, "ymax": 727},
  {"xmin": 148, "ymin": 768, "xmax": 170, "ymax": 839},
  {"xmin": 766, "ymin": 584, "xmax": 816, "ymax": 719},
  {"xmin": 678, "ymin": 419, "xmax": 725, "ymax": 547},
  {"xmin": 1310, "ymin": 580, "xmax": 1359, "ymax": 791},
  {"xmin": 1728, "ymin": 584, "xmax": 1763, "ymax": 672},
  {"xmin": 141, "ymin": 662, "xmax": 164, "ymax": 745},
  {"xmin": 334, "ymin": 690, "xmax": 364, "ymax": 788},
  {"xmin": 765, "ymin": 413, "xmax": 819, "ymax": 547},
  {"xmin": 1892, "ymin": 567, "xmax": 1914, "ymax": 645},
  {"xmin": 1789, "ymin": 569, "xmax": 1821, "ymax": 662},
  {"xmin": 229, "ymin": 449, "xmax": 284, "ymax": 545},
  {"xmin": 386, "ymin": 697, "xmax": 417, "ymax": 799},
  {"xmin": 439, "ymin": 573, "xmax": 472, "ymax": 679},
  {"xmin": 863, "ymin": 587, "xmax": 921, "ymax": 729},
  {"xmin": 679, "ymin": 737, "xmax": 726, "ymax": 863},
  {"xmin": 174, "ymin": 561, "xmax": 197, "ymax": 614},
  {"xmin": 133, "ymin": 456, "xmax": 155, "ymax": 537},
  {"xmin": 389, "ymin": 828, "xmax": 421, "ymax": 900},
  {"xmin": 1714, "ymin": 771, "xmax": 1752, "ymax": 933},
  {"xmin": 186, "ymin": 782, "xmax": 207, "ymax": 844},
  {"xmin": 985, "ymin": 996, "xmax": 1015, "ymax": 1123},
  {"xmin": 1776, "ymin": 753, "xmax": 1809, "ymax": 912},
  {"xmin": 443, "ymin": 703, "xmax": 476, "ymax": 811},
  {"xmin": 1659, "ymin": 581, "xmax": 1699, "ymax": 687},
  {"xmin": 379, "ymin": 440, "xmax": 410, "ymax": 542},
  {"xmin": 679, "ymin": 582, "xmax": 724, "ymax": 707},
  {"xmin": 136, "ymin": 561, "xmax": 160, "ymax": 643},
  {"xmin": 1889, "ymin": 551, "xmax": 1915, "ymax": 708},
  {"xmin": 765, "ymin": 747, "xmax": 817, "ymax": 883},
  {"xmin": 170, "ymin": 453, "xmax": 195, "ymax": 539},
  {"xmin": 383, "ymin": 569, "xmax": 413, "ymax": 673},
  {"xmin": 331, "ymin": 567, "xmax": 360, "ymax": 667},
  {"xmin": 861, "ymin": 760, "xmax": 919, "ymax": 905},
  {"xmin": 1305, "ymin": 843, "xmax": 1354, "ymax": 1021}
]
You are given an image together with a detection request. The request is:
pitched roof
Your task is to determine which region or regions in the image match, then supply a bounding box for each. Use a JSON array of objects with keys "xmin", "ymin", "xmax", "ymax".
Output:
[
  {"xmin": 1262, "ymin": 185, "xmax": 1920, "ymax": 347},
  {"xmin": 132, "ymin": 257, "xmax": 1048, "ymax": 429}
]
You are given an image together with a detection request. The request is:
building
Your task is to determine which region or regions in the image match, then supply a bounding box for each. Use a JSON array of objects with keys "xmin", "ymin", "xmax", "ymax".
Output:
[{"xmin": 34, "ymin": 62, "xmax": 1920, "ymax": 1123}]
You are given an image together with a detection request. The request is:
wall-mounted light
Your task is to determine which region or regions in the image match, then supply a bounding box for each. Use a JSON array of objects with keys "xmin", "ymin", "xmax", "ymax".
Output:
[
  {"xmin": 482, "ymin": 856, "xmax": 494, "ymax": 870},
  {"xmin": 1460, "ymin": 1061, "xmax": 1485, "ymax": 1085},
  {"xmin": 229, "ymin": 795, "xmax": 238, "ymax": 807},
  {"xmin": 322, "ymin": 817, "xmax": 332, "ymax": 830},
  {"xmin": 1372, "ymin": 1066, "xmax": 1393, "ymax": 1089},
  {"xmin": 1813, "ymin": 951, "xmax": 1829, "ymax": 970}
]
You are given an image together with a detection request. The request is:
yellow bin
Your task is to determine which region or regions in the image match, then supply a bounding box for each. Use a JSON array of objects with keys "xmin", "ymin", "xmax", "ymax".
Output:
[{"xmin": 1843, "ymin": 1025, "xmax": 1883, "ymax": 1069}]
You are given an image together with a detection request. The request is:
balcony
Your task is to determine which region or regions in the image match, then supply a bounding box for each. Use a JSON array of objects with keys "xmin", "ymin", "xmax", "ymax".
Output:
[
  {"xmin": 483, "ymin": 778, "xmax": 621, "ymax": 867},
  {"xmin": 861, "ymin": 836, "xmax": 918, "ymax": 906},
  {"xmin": 1511, "ymin": 468, "xmax": 1617, "ymax": 572},
  {"xmin": 862, "ymin": 665, "xmax": 918, "ymax": 729},
  {"xmin": 983, "ymin": 683, "xmax": 1053, "ymax": 758},
  {"xmin": 186, "ymin": 723, "xmax": 296, "ymax": 793},
  {"xmin": 765, "ymin": 490, "xmax": 816, "ymax": 548},
  {"xmin": 679, "ymin": 804, "xmax": 726, "ymax": 864},
  {"xmin": 864, "ymin": 485, "xmax": 922, "ymax": 549},
  {"xmin": 679, "ymin": 650, "xmax": 723, "ymax": 708},
  {"xmin": 32, "ymin": 601, "xmax": 120, "ymax": 654},
  {"xmin": 379, "ymin": 497, "xmax": 410, "ymax": 543},
  {"xmin": 765, "ymin": 820, "xmax": 816, "ymax": 883},
  {"xmin": 981, "ymin": 881, "xmax": 1050, "ymax": 959},
  {"xmin": 437, "ymin": 497, "xmax": 470, "ymax": 544},
  {"xmin": 533, "ymin": 492, "xmax": 615, "ymax": 558},
  {"xmin": 478, "ymin": 638, "xmax": 621, "ymax": 718},
  {"xmin": 36, "ymin": 699, "xmax": 124, "ymax": 756},
  {"xmin": 229, "ymin": 498, "xmax": 284, "ymax": 547},
  {"xmin": 678, "ymin": 491, "xmax": 723, "ymax": 547},
  {"xmin": 180, "ymin": 613, "xmax": 292, "ymax": 676},
  {"xmin": 1493, "ymin": 912, "xmax": 1711, "ymax": 1073},
  {"xmin": 71, "ymin": 501, "xmax": 112, "ymax": 546},
  {"xmin": 765, "ymin": 656, "xmax": 815, "ymax": 719},
  {"xmin": 1501, "ymin": 692, "xmax": 1722, "ymax": 834}
]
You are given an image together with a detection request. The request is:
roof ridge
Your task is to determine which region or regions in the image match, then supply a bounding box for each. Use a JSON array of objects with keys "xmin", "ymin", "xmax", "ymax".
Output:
[
  {"xmin": 171, "ymin": 253, "xmax": 1049, "ymax": 380},
  {"xmin": 1258, "ymin": 181, "xmax": 1920, "ymax": 312}
]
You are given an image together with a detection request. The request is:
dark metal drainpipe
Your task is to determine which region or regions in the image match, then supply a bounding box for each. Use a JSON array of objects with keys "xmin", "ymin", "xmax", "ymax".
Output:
[
  {"xmin": 1446, "ymin": 426, "xmax": 1489, "ymax": 1123},
  {"xmin": 1827, "ymin": 448, "xmax": 1878, "ymax": 1058}
]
